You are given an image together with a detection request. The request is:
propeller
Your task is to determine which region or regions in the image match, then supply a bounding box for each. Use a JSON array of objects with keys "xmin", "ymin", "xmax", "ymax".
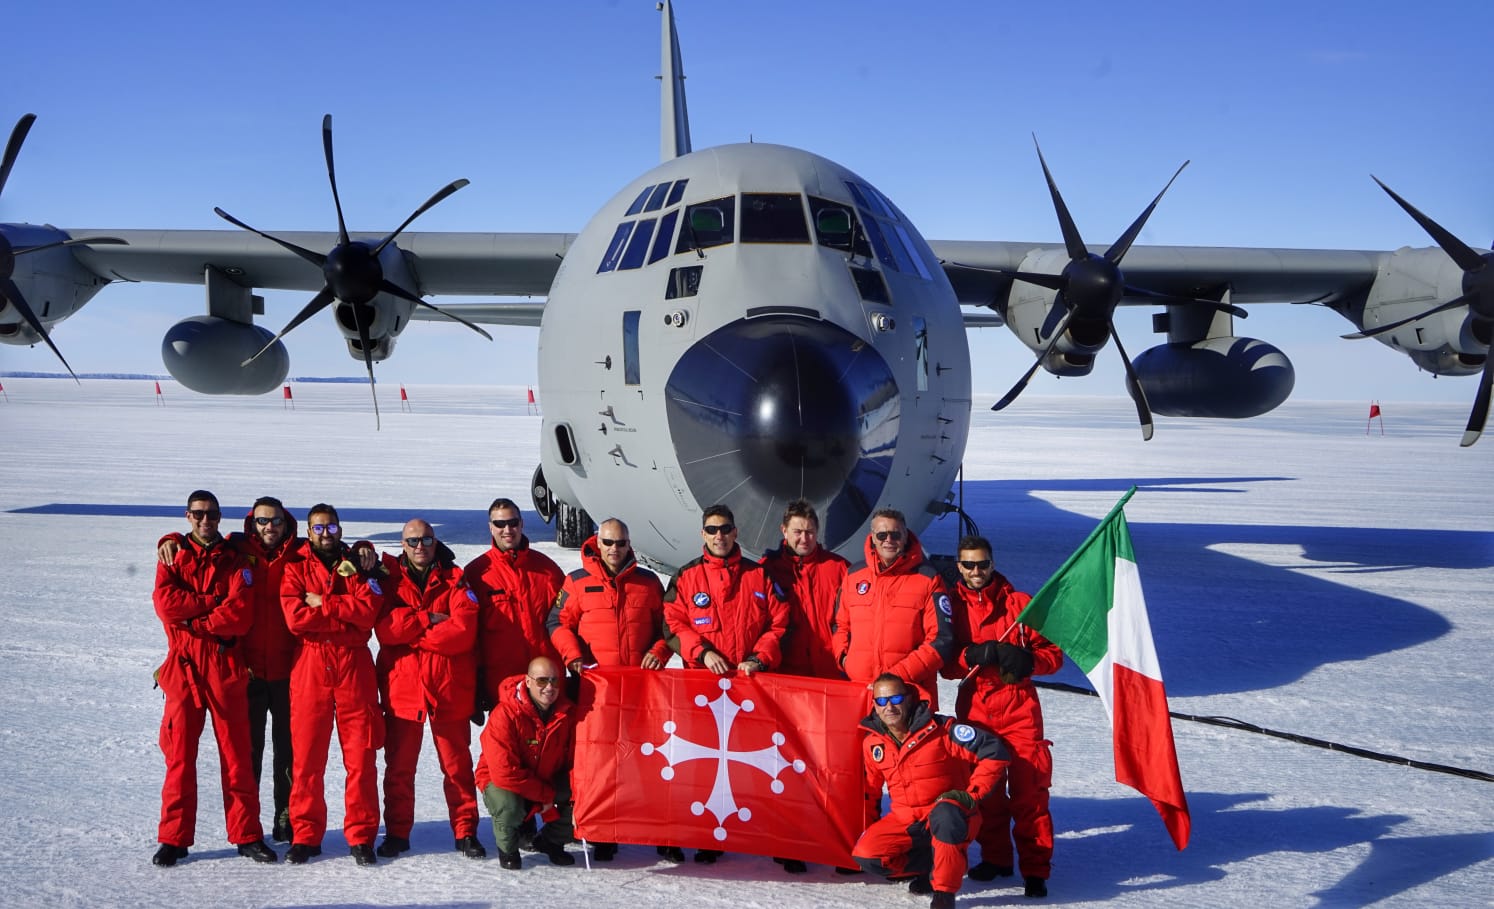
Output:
[
  {"xmin": 953, "ymin": 138, "xmax": 1244, "ymax": 439},
  {"xmin": 1345, "ymin": 178, "xmax": 1494, "ymax": 446},
  {"xmin": 0, "ymin": 113, "xmax": 127, "ymax": 382},
  {"xmin": 215, "ymin": 114, "xmax": 490, "ymax": 428}
]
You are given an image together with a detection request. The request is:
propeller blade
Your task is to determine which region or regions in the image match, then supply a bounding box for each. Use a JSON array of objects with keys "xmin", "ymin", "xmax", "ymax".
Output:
[
  {"xmin": 0, "ymin": 113, "xmax": 36, "ymax": 199},
  {"xmin": 378, "ymin": 279, "xmax": 492, "ymax": 340},
  {"xmin": 322, "ymin": 115, "xmax": 351, "ymax": 247},
  {"xmin": 1341, "ymin": 294, "xmax": 1469, "ymax": 340},
  {"xmin": 992, "ymin": 309, "xmax": 1074, "ymax": 411},
  {"xmin": 1460, "ymin": 354, "xmax": 1493, "ymax": 447},
  {"xmin": 372, "ymin": 179, "xmax": 470, "ymax": 257},
  {"xmin": 241, "ymin": 286, "xmax": 336, "ymax": 366},
  {"xmin": 1, "ymin": 276, "xmax": 78, "ymax": 382},
  {"xmin": 349, "ymin": 298, "xmax": 382, "ymax": 431},
  {"xmin": 1372, "ymin": 177, "xmax": 1485, "ymax": 273},
  {"xmin": 12, "ymin": 236, "xmax": 128, "ymax": 258},
  {"xmin": 1104, "ymin": 160, "xmax": 1189, "ymax": 265},
  {"xmin": 1122, "ymin": 284, "xmax": 1248, "ymax": 319},
  {"xmin": 1108, "ymin": 319, "xmax": 1154, "ymax": 441},
  {"xmin": 214, "ymin": 207, "xmax": 326, "ymax": 268},
  {"xmin": 1033, "ymin": 136, "xmax": 1089, "ymax": 262}
]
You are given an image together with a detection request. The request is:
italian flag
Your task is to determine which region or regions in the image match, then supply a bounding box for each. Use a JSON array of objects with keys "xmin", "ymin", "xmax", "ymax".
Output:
[{"xmin": 1017, "ymin": 487, "xmax": 1191, "ymax": 849}]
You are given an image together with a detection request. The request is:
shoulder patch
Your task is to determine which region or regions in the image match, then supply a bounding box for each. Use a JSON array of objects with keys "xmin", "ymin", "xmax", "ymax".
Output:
[
  {"xmin": 770, "ymin": 581, "xmax": 785, "ymax": 600},
  {"xmin": 466, "ymin": 588, "xmax": 479, "ymax": 603},
  {"xmin": 870, "ymin": 743, "xmax": 885, "ymax": 763},
  {"xmin": 952, "ymin": 723, "xmax": 977, "ymax": 743},
  {"xmin": 753, "ymin": 590, "xmax": 766, "ymax": 600},
  {"xmin": 692, "ymin": 592, "xmax": 711, "ymax": 608},
  {"xmin": 936, "ymin": 593, "xmax": 952, "ymax": 617},
  {"xmin": 367, "ymin": 578, "xmax": 383, "ymax": 596},
  {"xmin": 856, "ymin": 581, "xmax": 871, "ymax": 595},
  {"xmin": 241, "ymin": 568, "xmax": 254, "ymax": 586}
]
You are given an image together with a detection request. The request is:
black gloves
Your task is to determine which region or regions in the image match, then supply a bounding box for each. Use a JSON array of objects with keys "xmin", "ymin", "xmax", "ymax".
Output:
[
  {"xmin": 964, "ymin": 642, "xmax": 1000, "ymax": 666},
  {"xmin": 938, "ymin": 789, "xmax": 976, "ymax": 812},
  {"xmin": 996, "ymin": 642, "xmax": 1034, "ymax": 682}
]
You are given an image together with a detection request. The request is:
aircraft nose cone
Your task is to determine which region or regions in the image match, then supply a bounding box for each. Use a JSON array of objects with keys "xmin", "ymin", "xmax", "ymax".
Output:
[{"xmin": 665, "ymin": 316, "xmax": 899, "ymax": 554}]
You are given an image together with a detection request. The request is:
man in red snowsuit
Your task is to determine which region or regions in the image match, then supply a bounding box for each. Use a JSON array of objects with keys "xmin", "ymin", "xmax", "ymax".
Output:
[
  {"xmin": 373, "ymin": 519, "xmax": 484, "ymax": 860},
  {"xmin": 760, "ymin": 498, "xmax": 848, "ymax": 680},
  {"xmin": 279, "ymin": 503, "xmax": 385, "ymax": 865},
  {"xmin": 477, "ymin": 656, "xmax": 578, "ymax": 870},
  {"xmin": 833, "ymin": 508, "xmax": 956, "ymax": 709},
  {"xmin": 854, "ymin": 674, "xmax": 1010, "ymax": 909},
  {"xmin": 150, "ymin": 490, "xmax": 277, "ymax": 867},
  {"xmin": 464, "ymin": 497, "xmax": 564, "ymax": 711},
  {"xmin": 942, "ymin": 535, "xmax": 1061, "ymax": 897}
]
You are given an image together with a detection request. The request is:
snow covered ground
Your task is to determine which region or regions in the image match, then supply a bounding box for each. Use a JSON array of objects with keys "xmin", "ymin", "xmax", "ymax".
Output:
[{"xmin": 1, "ymin": 379, "xmax": 1489, "ymax": 908}]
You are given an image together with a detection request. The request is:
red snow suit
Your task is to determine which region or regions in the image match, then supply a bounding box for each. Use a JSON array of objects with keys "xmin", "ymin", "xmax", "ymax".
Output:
[
  {"xmin": 152, "ymin": 534, "xmax": 262, "ymax": 848},
  {"xmin": 375, "ymin": 550, "xmax": 481, "ymax": 840},
  {"xmin": 833, "ymin": 531, "xmax": 956, "ymax": 708},
  {"xmin": 234, "ymin": 513, "xmax": 300, "ymax": 683},
  {"xmin": 280, "ymin": 540, "xmax": 385, "ymax": 848},
  {"xmin": 476, "ymin": 674, "xmax": 576, "ymax": 808},
  {"xmin": 760, "ymin": 542, "xmax": 849, "ymax": 678},
  {"xmin": 464, "ymin": 538, "xmax": 563, "ymax": 709},
  {"xmin": 942, "ymin": 573, "xmax": 1062, "ymax": 879},
  {"xmin": 663, "ymin": 545, "xmax": 788, "ymax": 669},
  {"xmin": 855, "ymin": 702, "xmax": 1009, "ymax": 896},
  {"xmin": 548, "ymin": 535, "xmax": 671, "ymax": 670}
]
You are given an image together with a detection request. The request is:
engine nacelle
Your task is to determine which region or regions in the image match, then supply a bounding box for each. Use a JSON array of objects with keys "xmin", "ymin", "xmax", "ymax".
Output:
[
  {"xmin": 1132, "ymin": 336, "xmax": 1294, "ymax": 418},
  {"xmin": 1355, "ymin": 247, "xmax": 1482, "ymax": 360},
  {"xmin": 161, "ymin": 316, "xmax": 289, "ymax": 394}
]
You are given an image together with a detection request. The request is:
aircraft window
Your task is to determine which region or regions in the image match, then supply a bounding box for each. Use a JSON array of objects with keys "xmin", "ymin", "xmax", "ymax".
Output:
[
  {"xmin": 666, "ymin": 179, "xmax": 689, "ymax": 206},
  {"xmin": 809, "ymin": 196, "xmax": 873, "ymax": 258},
  {"xmin": 597, "ymin": 221, "xmax": 636, "ymax": 273},
  {"xmin": 849, "ymin": 265, "xmax": 889, "ymax": 304},
  {"xmin": 892, "ymin": 224, "xmax": 934, "ymax": 280},
  {"xmin": 860, "ymin": 217, "xmax": 899, "ymax": 272},
  {"xmin": 846, "ymin": 180, "xmax": 892, "ymax": 219},
  {"xmin": 620, "ymin": 217, "xmax": 657, "ymax": 270},
  {"xmin": 740, "ymin": 193, "xmax": 810, "ymax": 244},
  {"xmin": 881, "ymin": 221, "xmax": 918, "ymax": 275},
  {"xmin": 649, "ymin": 209, "xmax": 680, "ymax": 264},
  {"xmin": 913, "ymin": 316, "xmax": 929, "ymax": 391},
  {"xmin": 623, "ymin": 310, "xmax": 642, "ymax": 385},
  {"xmin": 643, "ymin": 183, "xmax": 672, "ymax": 212},
  {"xmin": 866, "ymin": 184, "xmax": 899, "ymax": 222},
  {"xmin": 675, "ymin": 196, "xmax": 736, "ymax": 254},
  {"xmin": 666, "ymin": 264, "xmax": 703, "ymax": 299},
  {"xmin": 625, "ymin": 185, "xmax": 655, "ymax": 216}
]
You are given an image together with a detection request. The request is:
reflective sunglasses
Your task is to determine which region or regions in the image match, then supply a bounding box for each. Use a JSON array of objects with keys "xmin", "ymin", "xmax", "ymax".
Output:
[
  {"xmin": 490, "ymin": 517, "xmax": 522, "ymax": 530},
  {"xmin": 253, "ymin": 516, "xmax": 285, "ymax": 527},
  {"xmin": 310, "ymin": 522, "xmax": 341, "ymax": 535},
  {"xmin": 527, "ymin": 675, "xmax": 561, "ymax": 688},
  {"xmin": 188, "ymin": 509, "xmax": 222, "ymax": 520},
  {"xmin": 599, "ymin": 538, "xmax": 630, "ymax": 547},
  {"xmin": 702, "ymin": 523, "xmax": 735, "ymax": 536},
  {"xmin": 404, "ymin": 536, "xmax": 436, "ymax": 547},
  {"xmin": 873, "ymin": 693, "xmax": 907, "ymax": 707},
  {"xmin": 874, "ymin": 530, "xmax": 904, "ymax": 542},
  {"xmin": 958, "ymin": 559, "xmax": 992, "ymax": 571}
]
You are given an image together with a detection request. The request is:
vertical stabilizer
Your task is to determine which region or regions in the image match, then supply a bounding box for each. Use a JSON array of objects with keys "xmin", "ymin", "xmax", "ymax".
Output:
[{"xmin": 660, "ymin": 0, "xmax": 692, "ymax": 161}]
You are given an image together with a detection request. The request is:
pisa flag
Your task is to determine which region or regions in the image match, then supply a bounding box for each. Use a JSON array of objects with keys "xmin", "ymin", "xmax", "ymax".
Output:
[
  {"xmin": 1016, "ymin": 487, "xmax": 1191, "ymax": 849},
  {"xmin": 572, "ymin": 667, "xmax": 868, "ymax": 866}
]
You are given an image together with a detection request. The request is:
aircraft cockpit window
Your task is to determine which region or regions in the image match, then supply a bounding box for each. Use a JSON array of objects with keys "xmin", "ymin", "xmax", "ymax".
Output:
[
  {"xmin": 625, "ymin": 185, "xmax": 655, "ymax": 216},
  {"xmin": 846, "ymin": 181, "xmax": 893, "ymax": 220},
  {"xmin": 649, "ymin": 209, "xmax": 680, "ymax": 264},
  {"xmin": 892, "ymin": 224, "xmax": 933, "ymax": 281},
  {"xmin": 849, "ymin": 265, "xmax": 889, "ymax": 304},
  {"xmin": 643, "ymin": 182, "xmax": 673, "ymax": 212},
  {"xmin": 859, "ymin": 217, "xmax": 900, "ymax": 273},
  {"xmin": 665, "ymin": 179, "xmax": 689, "ymax": 206},
  {"xmin": 740, "ymin": 193, "xmax": 810, "ymax": 244},
  {"xmin": 597, "ymin": 221, "xmax": 636, "ymax": 273},
  {"xmin": 620, "ymin": 217, "xmax": 658, "ymax": 270},
  {"xmin": 674, "ymin": 196, "xmax": 736, "ymax": 255},
  {"xmin": 809, "ymin": 196, "xmax": 873, "ymax": 258}
]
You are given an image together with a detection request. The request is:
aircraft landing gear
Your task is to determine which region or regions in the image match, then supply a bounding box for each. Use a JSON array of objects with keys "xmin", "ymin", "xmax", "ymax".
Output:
[{"xmin": 555, "ymin": 500, "xmax": 594, "ymax": 549}]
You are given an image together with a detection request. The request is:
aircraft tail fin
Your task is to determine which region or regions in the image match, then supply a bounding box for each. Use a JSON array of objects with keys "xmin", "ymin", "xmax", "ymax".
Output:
[{"xmin": 660, "ymin": 0, "xmax": 692, "ymax": 161}]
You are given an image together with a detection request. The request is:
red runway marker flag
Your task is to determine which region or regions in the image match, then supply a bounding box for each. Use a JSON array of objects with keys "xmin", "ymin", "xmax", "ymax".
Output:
[
  {"xmin": 1016, "ymin": 487, "xmax": 1191, "ymax": 849},
  {"xmin": 572, "ymin": 667, "xmax": 868, "ymax": 866},
  {"xmin": 399, "ymin": 385, "xmax": 408, "ymax": 401}
]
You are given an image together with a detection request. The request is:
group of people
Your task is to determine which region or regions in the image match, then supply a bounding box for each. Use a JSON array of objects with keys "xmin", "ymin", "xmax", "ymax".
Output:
[{"xmin": 150, "ymin": 490, "xmax": 1061, "ymax": 904}]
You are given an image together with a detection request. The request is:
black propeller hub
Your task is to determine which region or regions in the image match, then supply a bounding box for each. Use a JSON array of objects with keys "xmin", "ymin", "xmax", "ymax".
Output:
[
  {"xmin": 1063, "ymin": 254, "xmax": 1124, "ymax": 316},
  {"xmin": 323, "ymin": 242, "xmax": 384, "ymax": 305}
]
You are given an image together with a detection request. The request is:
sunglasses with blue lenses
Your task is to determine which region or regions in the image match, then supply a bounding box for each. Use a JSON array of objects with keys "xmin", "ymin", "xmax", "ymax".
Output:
[{"xmin": 873, "ymin": 693, "xmax": 907, "ymax": 707}]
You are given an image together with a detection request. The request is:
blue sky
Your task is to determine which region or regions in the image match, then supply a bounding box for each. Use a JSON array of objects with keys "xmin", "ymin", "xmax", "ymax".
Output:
[{"xmin": 2, "ymin": 0, "xmax": 1489, "ymax": 405}]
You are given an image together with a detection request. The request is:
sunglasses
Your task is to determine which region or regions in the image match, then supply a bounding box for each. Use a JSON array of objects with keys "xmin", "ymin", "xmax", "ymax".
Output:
[
  {"xmin": 600, "ymin": 538, "xmax": 630, "ymax": 547},
  {"xmin": 253, "ymin": 516, "xmax": 285, "ymax": 527},
  {"xmin": 188, "ymin": 509, "xmax": 222, "ymax": 520},
  {"xmin": 874, "ymin": 530, "xmax": 904, "ymax": 542},
  {"xmin": 702, "ymin": 524, "xmax": 735, "ymax": 536},
  {"xmin": 958, "ymin": 559, "xmax": 992, "ymax": 570},
  {"xmin": 491, "ymin": 518, "xmax": 522, "ymax": 530},
  {"xmin": 404, "ymin": 536, "xmax": 436, "ymax": 547},
  {"xmin": 527, "ymin": 675, "xmax": 561, "ymax": 688},
  {"xmin": 873, "ymin": 693, "xmax": 908, "ymax": 707},
  {"xmin": 310, "ymin": 523, "xmax": 341, "ymax": 535}
]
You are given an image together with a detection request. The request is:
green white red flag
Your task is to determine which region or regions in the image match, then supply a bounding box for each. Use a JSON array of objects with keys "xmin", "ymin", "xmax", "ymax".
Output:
[{"xmin": 1016, "ymin": 487, "xmax": 1191, "ymax": 849}]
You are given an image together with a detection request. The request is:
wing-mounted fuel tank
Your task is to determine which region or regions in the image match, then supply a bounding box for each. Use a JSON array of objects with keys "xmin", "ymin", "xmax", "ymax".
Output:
[{"xmin": 1132, "ymin": 300, "xmax": 1293, "ymax": 418}]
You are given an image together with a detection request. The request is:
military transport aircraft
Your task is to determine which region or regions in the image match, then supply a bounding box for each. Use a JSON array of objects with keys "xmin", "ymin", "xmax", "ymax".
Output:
[{"xmin": 0, "ymin": 2, "xmax": 1488, "ymax": 572}]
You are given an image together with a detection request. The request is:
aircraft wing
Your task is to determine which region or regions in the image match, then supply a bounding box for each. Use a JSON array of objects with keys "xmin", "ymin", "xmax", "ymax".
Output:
[{"xmin": 67, "ymin": 228, "xmax": 574, "ymax": 298}]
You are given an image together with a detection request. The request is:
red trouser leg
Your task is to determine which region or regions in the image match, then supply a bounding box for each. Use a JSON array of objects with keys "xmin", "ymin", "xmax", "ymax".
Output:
[
  {"xmin": 929, "ymin": 799, "xmax": 981, "ymax": 894},
  {"xmin": 976, "ymin": 770, "xmax": 1013, "ymax": 866},
  {"xmin": 1007, "ymin": 736, "xmax": 1054, "ymax": 879},
  {"xmin": 851, "ymin": 813, "xmax": 918, "ymax": 879},
  {"xmin": 157, "ymin": 692, "xmax": 206, "ymax": 847},
  {"xmin": 430, "ymin": 716, "xmax": 478, "ymax": 839},
  {"xmin": 381, "ymin": 714, "xmax": 424, "ymax": 840},
  {"xmin": 288, "ymin": 653, "xmax": 334, "ymax": 847},
  {"xmin": 332, "ymin": 652, "xmax": 383, "ymax": 847},
  {"xmin": 204, "ymin": 668, "xmax": 263, "ymax": 844}
]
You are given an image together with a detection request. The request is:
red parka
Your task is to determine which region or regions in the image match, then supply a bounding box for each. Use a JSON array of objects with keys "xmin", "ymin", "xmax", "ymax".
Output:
[
  {"xmin": 464, "ymin": 538, "xmax": 564, "ymax": 706},
  {"xmin": 760, "ymin": 542, "xmax": 849, "ymax": 678},
  {"xmin": 153, "ymin": 535, "xmax": 256, "ymax": 700},
  {"xmin": 664, "ymin": 545, "xmax": 788, "ymax": 668},
  {"xmin": 476, "ymin": 674, "xmax": 575, "ymax": 805},
  {"xmin": 940, "ymin": 572, "xmax": 1062, "ymax": 739},
  {"xmin": 375, "ymin": 550, "xmax": 480, "ymax": 723},
  {"xmin": 860, "ymin": 701, "xmax": 1009, "ymax": 823},
  {"xmin": 833, "ymin": 531, "xmax": 956, "ymax": 707},
  {"xmin": 279, "ymin": 540, "xmax": 384, "ymax": 647},
  {"xmin": 548, "ymin": 535, "xmax": 671, "ymax": 669}
]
